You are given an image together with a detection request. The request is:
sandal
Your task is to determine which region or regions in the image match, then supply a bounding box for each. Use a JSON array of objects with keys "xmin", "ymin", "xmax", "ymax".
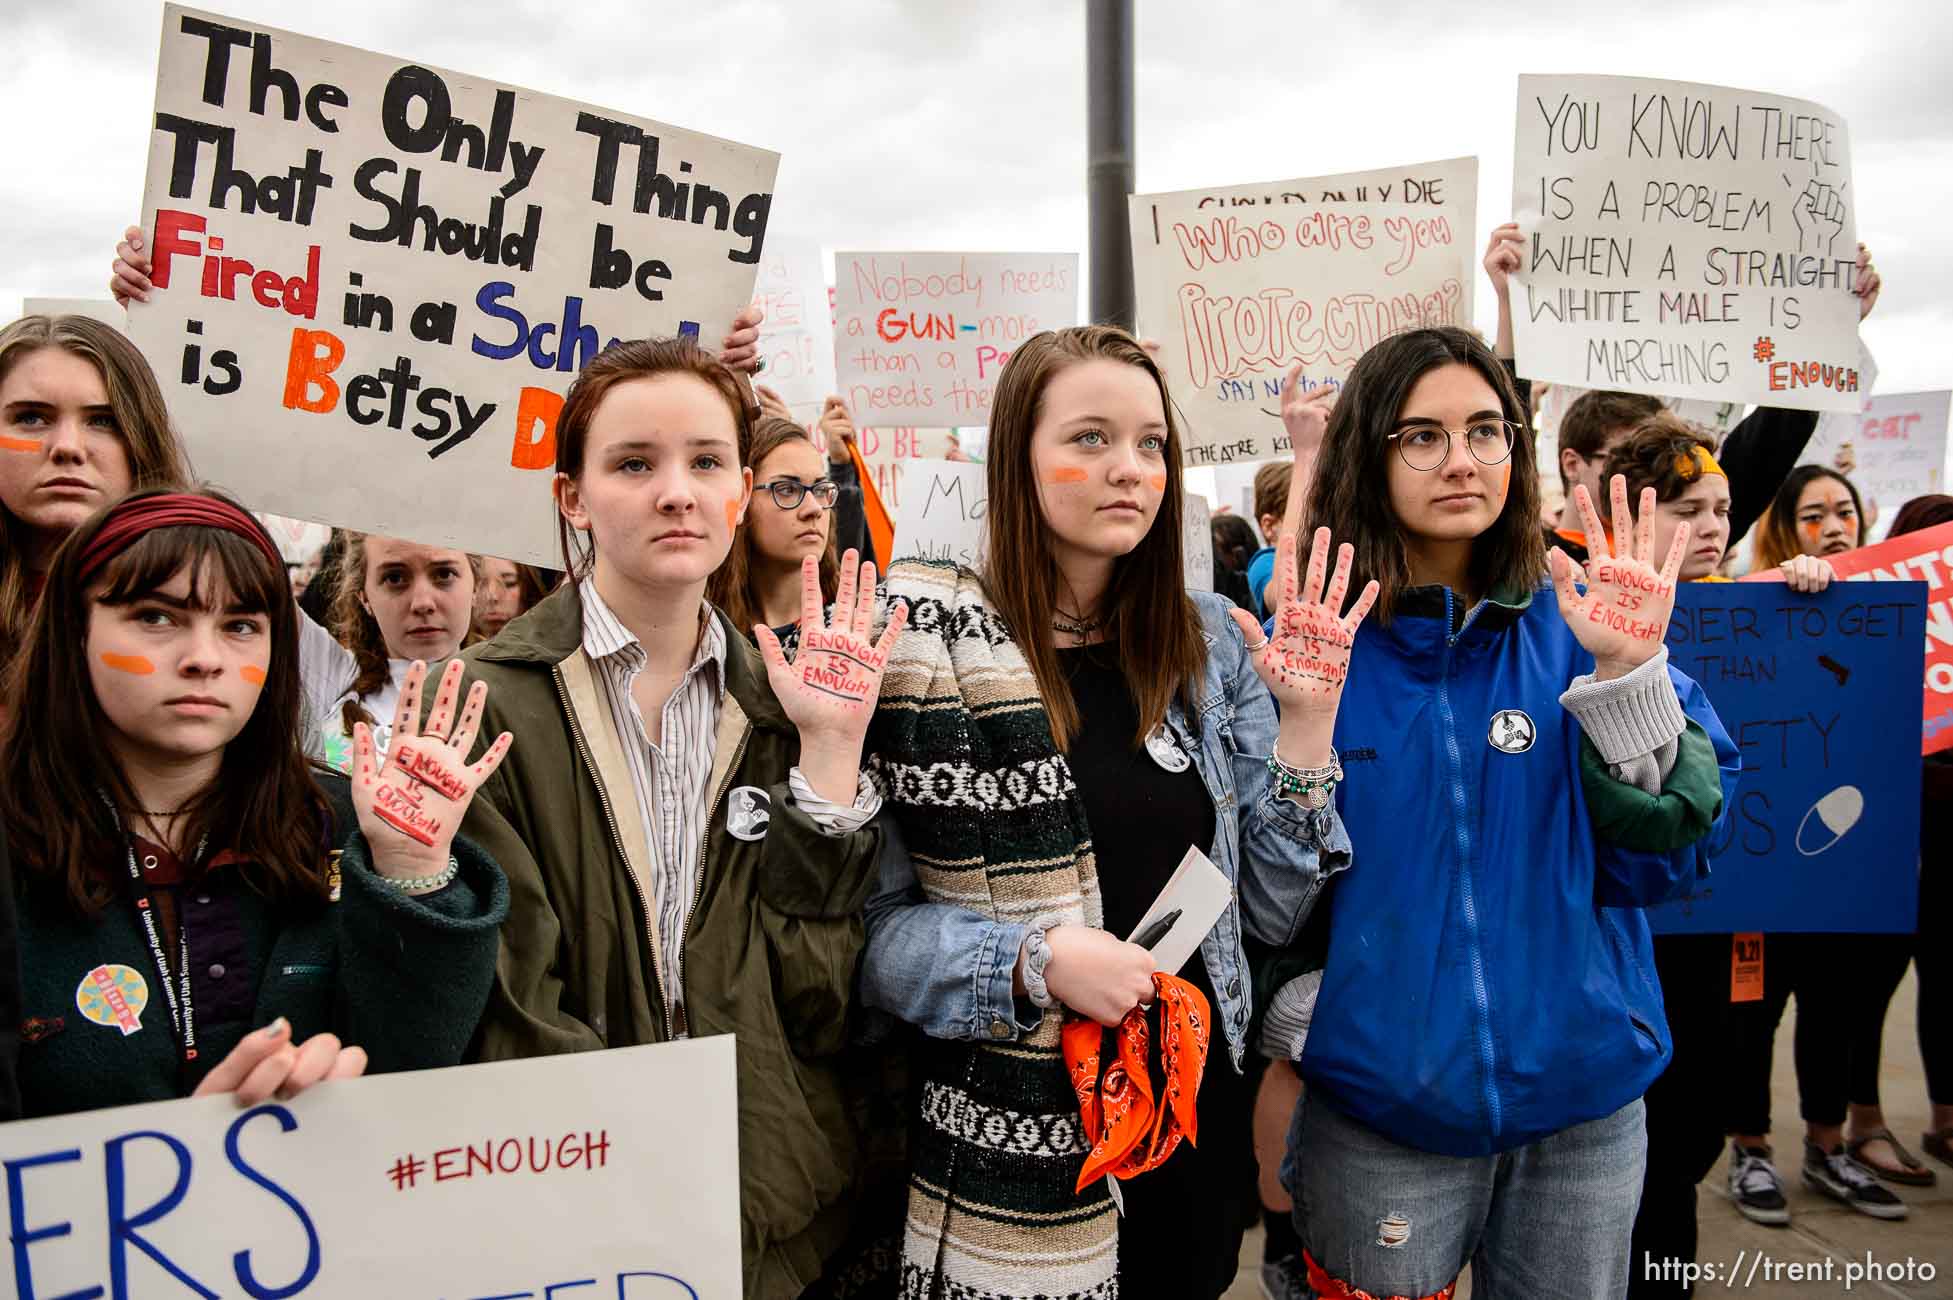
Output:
[
  {"xmin": 1847, "ymin": 1128, "xmax": 1938, "ymax": 1187},
  {"xmin": 1924, "ymin": 1128, "xmax": 1953, "ymax": 1171}
]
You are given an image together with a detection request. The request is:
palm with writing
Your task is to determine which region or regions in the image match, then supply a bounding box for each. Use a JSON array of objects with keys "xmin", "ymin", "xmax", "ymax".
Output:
[
  {"xmin": 351, "ymin": 658, "xmax": 513, "ymax": 882},
  {"xmin": 1230, "ymin": 527, "xmax": 1378, "ymax": 719},
  {"xmin": 1549, "ymin": 476, "xmax": 1687, "ymax": 679},
  {"xmin": 758, "ymin": 549, "xmax": 907, "ymax": 745}
]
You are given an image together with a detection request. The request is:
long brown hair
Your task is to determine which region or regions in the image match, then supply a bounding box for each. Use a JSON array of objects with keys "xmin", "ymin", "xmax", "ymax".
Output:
[
  {"xmin": 0, "ymin": 488, "xmax": 330, "ymax": 914},
  {"xmin": 982, "ymin": 325, "xmax": 1206, "ymax": 750},
  {"xmin": 329, "ymin": 533, "xmax": 480, "ymax": 735},
  {"xmin": 1752, "ymin": 464, "xmax": 1865, "ymax": 573},
  {"xmin": 553, "ymin": 337, "xmax": 754, "ymax": 581},
  {"xmin": 0, "ymin": 315, "xmax": 192, "ymax": 659},
  {"xmin": 708, "ymin": 416, "xmax": 839, "ymax": 632},
  {"xmin": 1303, "ymin": 326, "xmax": 1544, "ymax": 623}
]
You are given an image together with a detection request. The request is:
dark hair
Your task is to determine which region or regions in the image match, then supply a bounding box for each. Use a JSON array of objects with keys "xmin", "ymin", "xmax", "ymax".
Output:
[
  {"xmin": 1212, "ymin": 514, "xmax": 1257, "ymax": 572},
  {"xmin": 1753, "ymin": 465, "xmax": 1866, "ymax": 572},
  {"xmin": 1599, "ymin": 411, "xmax": 1719, "ymax": 507},
  {"xmin": 1302, "ymin": 327, "xmax": 1544, "ymax": 623},
  {"xmin": 0, "ymin": 314, "xmax": 194, "ymax": 660},
  {"xmin": 553, "ymin": 337, "xmax": 753, "ymax": 580},
  {"xmin": 1252, "ymin": 461, "xmax": 1292, "ymax": 535},
  {"xmin": 708, "ymin": 416, "xmax": 839, "ymax": 634},
  {"xmin": 1557, "ymin": 390, "xmax": 1663, "ymax": 490},
  {"xmin": 1887, "ymin": 493, "xmax": 1953, "ymax": 540},
  {"xmin": 0, "ymin": 487, "xmax": 330, "ymax": 914},
  {"xmin": 982, "ymin": 325, "xmax": 1206, "ymax": 750}
]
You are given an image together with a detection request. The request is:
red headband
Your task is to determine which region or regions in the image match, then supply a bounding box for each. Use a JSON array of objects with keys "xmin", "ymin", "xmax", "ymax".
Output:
[{"xmin": 78, "ymin": 494, "xmax": 285, "ymax": 583}]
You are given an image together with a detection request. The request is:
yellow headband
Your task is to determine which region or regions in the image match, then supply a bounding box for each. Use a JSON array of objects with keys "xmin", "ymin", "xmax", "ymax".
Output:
[{"xmin": 1675, "ymin": 444, "xmax": 1725, "ymax": 480}]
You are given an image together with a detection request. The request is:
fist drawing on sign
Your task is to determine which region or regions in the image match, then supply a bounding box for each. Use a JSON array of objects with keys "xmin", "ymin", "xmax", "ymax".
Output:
[{"xmin": 1789, "ymin": 178, "xmax": 1847, "ymax": 257}]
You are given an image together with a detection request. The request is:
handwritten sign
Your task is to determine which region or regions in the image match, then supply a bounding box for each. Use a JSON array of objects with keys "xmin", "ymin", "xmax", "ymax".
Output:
[
  {"xmin": 1821, "ymin": 520, "xmax": 1953, "ymax": 754},
  {"xmin": 1806, "ymin": 389, "xmax": 1949, "ymax": 540},
  {"xmin": 129, "ymin": 6, "xmax": 778, "ymax": 566},
  {"xmin": 1184, "ymin": 492, "xmax": 1214, "ymax": 593},
  {"xmin": 831, "ymin": 252, "xmax": 1079, "ymax": 427},
  {"xmin": 891, "ymin": 458, "xmax": 986, "ymax": 568},
  {"xmin": 1650, "ymin": 582, "xmax": 1923, "ymax": 934},
  {"xmin": 1512, "ymin": 75, "xmax": 1860, "ymax": 413},
  {"xmin": 0, "ymin": 1038, "xmax": 739, "ymax": 1296},
  {"xmin": 1129, "ymin": 157, "xmax": 1477, "ymax": 466},
  {"xmin": 751, "ymin": 237, "xmax": 834, "ymax": 420}
]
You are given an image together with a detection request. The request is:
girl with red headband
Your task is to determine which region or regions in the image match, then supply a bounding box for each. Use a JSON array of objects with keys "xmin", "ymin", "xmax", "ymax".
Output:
[{"xmin": 0, "ymin": 488, "xmax": 511, "ymax": 1116}]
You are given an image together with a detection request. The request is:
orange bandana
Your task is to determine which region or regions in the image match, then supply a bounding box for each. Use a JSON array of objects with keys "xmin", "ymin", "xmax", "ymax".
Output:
[
  {"xmin": 1675, "ymin": 444, "xmax": 1726, "ymax": 480},
  {"xmin": 1062, "ymin": 972, "xmax": 1212, "ymax": 1191}
]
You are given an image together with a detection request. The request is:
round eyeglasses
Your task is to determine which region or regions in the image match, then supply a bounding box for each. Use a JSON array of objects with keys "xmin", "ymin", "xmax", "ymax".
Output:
[
  {"xmin": 1387, "ymin": 419, "xmax": 1520, "ymax": 472},
  {"xmin": 761, "ymin": 477, "xmax": 840, "ymax": 510}
]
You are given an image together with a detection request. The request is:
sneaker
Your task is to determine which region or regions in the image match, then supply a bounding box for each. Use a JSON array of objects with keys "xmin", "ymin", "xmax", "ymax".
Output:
[
  {"xmin": 1259, "ymin": 1254, "xmax": 1314, "ymax": 1300},
  {"xmin": 1727, "ymin": 1142, "xmax": 1791, "ymax": 1225},
  {"xmin": 1803, "ymin": 1140, "xmax": 1908, "ymax": 1219}
]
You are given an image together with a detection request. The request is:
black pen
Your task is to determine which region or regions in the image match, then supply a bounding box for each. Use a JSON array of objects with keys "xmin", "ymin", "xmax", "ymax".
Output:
[{"xmin": 1132, "ymin": 908, "xmax": 1182, "ymax": 951}]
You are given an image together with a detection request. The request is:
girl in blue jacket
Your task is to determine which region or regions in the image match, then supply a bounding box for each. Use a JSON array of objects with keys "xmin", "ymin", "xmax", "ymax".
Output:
[{"xmin": 1280, "ymin": 327, "xmax": 1739, "ymax": 1300}]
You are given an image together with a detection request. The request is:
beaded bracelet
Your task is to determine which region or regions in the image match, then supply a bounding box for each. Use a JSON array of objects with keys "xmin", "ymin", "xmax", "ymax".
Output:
[
  {"xmin": 381, "ymin": 855, "xmax": 459, "ymax": 893},
  {"xmin": 1267, "ymin": 749, "xmax": 1343, "ymax": 810}
]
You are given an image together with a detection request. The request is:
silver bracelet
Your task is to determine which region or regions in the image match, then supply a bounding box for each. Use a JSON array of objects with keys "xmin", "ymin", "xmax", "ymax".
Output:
[
  {"xmin": 1268, "ymin": 748, "xmax": 1343, "ymax": 809},
  {"xmin": 1021, "ymin": 925, "xmax": 1058, "ymax": 1009},
  {"xmin": 381, "ymin": 855, "xmax": 459, "ymax": 893}
]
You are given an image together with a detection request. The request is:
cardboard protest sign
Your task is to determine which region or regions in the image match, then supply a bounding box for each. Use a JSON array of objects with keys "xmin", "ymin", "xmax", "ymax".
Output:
[
  {"xmin": 751, "ymin": 236, "xmax": 835, "ymax": 420},
  {"xmin": 1650, "ymin": 582, "xmax": 1923, "ymax": 934},
  {"xmin": 1129, "ymin": 158, "xmax": 1477, "ymax": 467},
  {"xmin": 0, "ymin": 1038, "xmax": 740, "ymax": 1296},
  {"xmin": 1805, "ymin": 388, "xmax": 1949, "ymax": 542},
  {"xmin": 130, "ymin": 6, "xmax": 778, "ymax": 565},
  {"xmin": 1512, "ymin": 75, "xmax": 1860, "ymax": 413},
  {"xmin": 831, "ymin": 252, "xmax": 1078, "ymax": 427},
  {"xmin": 1819, "ymin": 520, "xmax": 1953, "ymax": 754}
]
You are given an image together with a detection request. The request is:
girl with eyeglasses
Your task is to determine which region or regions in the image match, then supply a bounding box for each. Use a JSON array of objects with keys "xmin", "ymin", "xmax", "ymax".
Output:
[
  {"xmin": 707, "ymin": 415, "xmax": 841, "ymax": 647},
  {"xmin": 1272, "ymin": 327, "xmax": 1738, "ymax": 1299}
]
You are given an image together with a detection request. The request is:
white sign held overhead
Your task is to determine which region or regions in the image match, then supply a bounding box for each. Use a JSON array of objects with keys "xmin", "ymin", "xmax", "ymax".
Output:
[
  {"xmin": 890, "ymin": 458, "xmax": 986, "ymax": 568},
  {"xmin": 831, "ymin": 252, "xmax": 1079, "ymax": 427},
  {"xmin": 1805, "ymin": 388, "xmax": 1950, "ymax": 541},
  {"xmin": 0, "ymin": 1039, "xmax": 741, "ymax": 1297},
  {"xmin": 130, "ymin": 6, "xmax": 779, "ymax": 565},
  {"xmin": 1511, "ymin": 74, "xmax": 1862, "ymax": 413},
  {"xmin": 1130, "ymin": 157, "xmax": 1477, "ymax": 467},
  {"xmin": 751, "ymin": 237, "xmax": 835, "ymax": 420}
]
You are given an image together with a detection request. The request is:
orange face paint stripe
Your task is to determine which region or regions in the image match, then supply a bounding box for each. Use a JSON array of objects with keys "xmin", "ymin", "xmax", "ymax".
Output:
[
  {"xmin": 1147, "ymin": 474, "xmax": 1168, "ymax": 492},
  {"xmin": 240, "ymin": 665, "xmax": 267, "ymax": 686},
  {"xmin": 1045, "ymin": 467, "xmax": 1089, "ymax": 484},
  {"xmin": 99, "ymin": 653, "xmax": 156, "ymax": 675},
  {"xmin": 725, "ymin": 498, "xmax": 743, "ymax": 529},
  {"xmin": 0, "ymin": 435, "xmax": 42, "ymax": 452}
]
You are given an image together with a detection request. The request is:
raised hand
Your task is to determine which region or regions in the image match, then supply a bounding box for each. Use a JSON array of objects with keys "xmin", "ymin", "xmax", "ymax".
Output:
[
  {"xmin": 1482, "ymin": 220, "xmax": 1525, "ymax": 297},
  {"xmin": 351, "ymin": 659, "xmax": 513, "ymax": 882},
  {"xmin": 721, "ymin": 303, "xmax": 764, "ymax": 373},
  {"xmin": 1279, "ymin": 363, "xmax": 1337, "ymax": 459},
  {"xmin": 758, "ymin": 549, "xmax": 907, "ymax": 747},
  {"xmin": 818, "ymin": 395, "xmax": 857, "ymax": 465},
  {"xmin": 1231, "ymin": 527, "xmax": 1378, "ymax": 720},
  {"xmin": 1549, "ymin": 475, "xmax": 1687, "ymax": 679},
  {"xmin": 111, "ymin": 224, "xmax": 152, "ymax": 305}
]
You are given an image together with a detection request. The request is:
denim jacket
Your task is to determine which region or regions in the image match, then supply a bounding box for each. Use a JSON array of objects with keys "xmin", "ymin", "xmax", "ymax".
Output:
[{"xmin": 860, "ymin": 591, "xmax": 1352, "ymax": 1069}]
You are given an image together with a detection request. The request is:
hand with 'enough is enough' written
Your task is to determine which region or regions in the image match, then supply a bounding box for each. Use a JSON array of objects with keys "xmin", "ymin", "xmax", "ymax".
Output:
[
  {"xmin": 1231, "ymin": 527, "xmax": 1379, "ymax": 722},
  {"xmin": 351, "ymin": 658, "xmax": 512, "ymax": 886},
  {"xmin": 1550, "ymin": 475, "xmax": 1688, "ymax": 681}
]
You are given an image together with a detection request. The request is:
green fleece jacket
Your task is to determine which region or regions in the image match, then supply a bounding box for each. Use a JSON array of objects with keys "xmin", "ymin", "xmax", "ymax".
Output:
[
  {"xmin": 442, "ymin": 585, "xmax": 886, "ymax": 1300},
  {"xmin": 13, "ymin": 775, "xmax": 507, "ymax": 1118}
]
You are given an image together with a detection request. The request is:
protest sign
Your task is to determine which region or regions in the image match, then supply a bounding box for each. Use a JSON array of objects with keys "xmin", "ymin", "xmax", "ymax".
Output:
[
  {"xmin": 1650, "ymin": 582, "xmax": 1923, "ymax": 934},
  {"xmin": 830, "ymin": 252, "xmax": 1078, "ymax": 427},
  {"xmin": 1512, "ymin": 75, "xmax": 1860, "ymax": 413},
  {"xmin": 1818, "ymin": 519, "xmax": 1953, "ymax": 754},
  {"xmin": 1805, "ymin": 388, "xmax": 1949, "ymax": 541},
  {"xmin": 1184, "ymin": 492, "xmax": 1214, "ymax": 593},
  {"xmin": 257, "ymin": 511, "xmax": 332, "ymax": 564},
  {"xmin": 751, "ymin": 236, "xmax": 834, "ymax": 420},
  {"xmin": 0, "ymin": 1038, "xmax": 740, "ymax": 1297},
  {"xmin": 1129, "ymin": 158, "xmax": 1476, "ymax": 467},
  {"xmin": 129, "ymin": 6, "xmax": 778, "ymax": 566},
  {"xmin": 23, "ymin": 298, "xmax": 127, "ymax": 330},
  {"xmin": 890, "ymin": 458, "xmax": 986, "ymax": 568}
]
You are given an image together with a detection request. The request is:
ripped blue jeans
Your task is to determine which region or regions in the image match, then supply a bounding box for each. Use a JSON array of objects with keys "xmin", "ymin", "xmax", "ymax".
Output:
[{"xmin": 1288, "ymin": 1091, "xmax": 1647, "ymax": 1299}]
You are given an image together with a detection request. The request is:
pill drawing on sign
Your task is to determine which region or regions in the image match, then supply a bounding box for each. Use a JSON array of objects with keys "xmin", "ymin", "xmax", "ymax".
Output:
[{"xmin": 1794, "ymin": 785, "xmax": 1864, "ymax": 857}]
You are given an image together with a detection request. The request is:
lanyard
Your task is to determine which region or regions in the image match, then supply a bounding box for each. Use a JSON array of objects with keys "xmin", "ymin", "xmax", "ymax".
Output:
[{"xmin": 102, "ymin": 794, "xmax": 205, "ymax": 1063}]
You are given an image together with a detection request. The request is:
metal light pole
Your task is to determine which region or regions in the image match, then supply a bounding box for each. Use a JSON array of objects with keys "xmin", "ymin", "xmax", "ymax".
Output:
[{"xmin": 1086, "ymin": 0, "xmax": 1134, "ymax": 329}]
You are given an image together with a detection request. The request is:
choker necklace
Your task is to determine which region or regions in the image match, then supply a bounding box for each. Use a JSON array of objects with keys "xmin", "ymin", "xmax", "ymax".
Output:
[
  {"xmin": 135, "ymin": 806, "xmax": 187, "ymax": 820},
  {"xmin": 1053, "ymin": 608, "xmax": 1104, "ymax": 639}
]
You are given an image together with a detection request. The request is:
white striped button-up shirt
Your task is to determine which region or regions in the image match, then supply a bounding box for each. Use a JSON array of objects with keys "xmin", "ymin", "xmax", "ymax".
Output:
[{"xmin": 579, "ymin": 581, "xmax": 878, "ymax": 1030}]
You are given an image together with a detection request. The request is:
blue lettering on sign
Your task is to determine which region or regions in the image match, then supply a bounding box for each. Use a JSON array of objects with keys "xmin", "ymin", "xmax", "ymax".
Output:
[
  {"xmin": 472, "ymin": 284, "xmax": 622, "ymax": 372},
  {"xmin": 226, "ymin": 1105, "xmax": 320, "ymax": 1299}
]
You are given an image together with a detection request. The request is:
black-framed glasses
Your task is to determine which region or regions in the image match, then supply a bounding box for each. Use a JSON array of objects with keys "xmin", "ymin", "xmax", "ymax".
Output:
[
  {"xmin": 761, "ymin": 477, "xmax": 840, "ymax": 510},
  {"xmin": 1387, "ymin": 419, "xmax": 1520, "ymax": 471}
]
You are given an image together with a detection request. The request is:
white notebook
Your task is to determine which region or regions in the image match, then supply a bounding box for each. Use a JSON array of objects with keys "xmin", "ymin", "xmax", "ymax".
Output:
[{"xmin": 1124, "ymin": 845, "xmax": 1232, "ymax": 975}]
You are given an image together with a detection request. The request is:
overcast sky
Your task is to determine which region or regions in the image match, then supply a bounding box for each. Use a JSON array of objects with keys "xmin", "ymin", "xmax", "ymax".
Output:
[{"xmin": 3, "ymin": 0, "xmax": 1948, "ymax": 399}]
